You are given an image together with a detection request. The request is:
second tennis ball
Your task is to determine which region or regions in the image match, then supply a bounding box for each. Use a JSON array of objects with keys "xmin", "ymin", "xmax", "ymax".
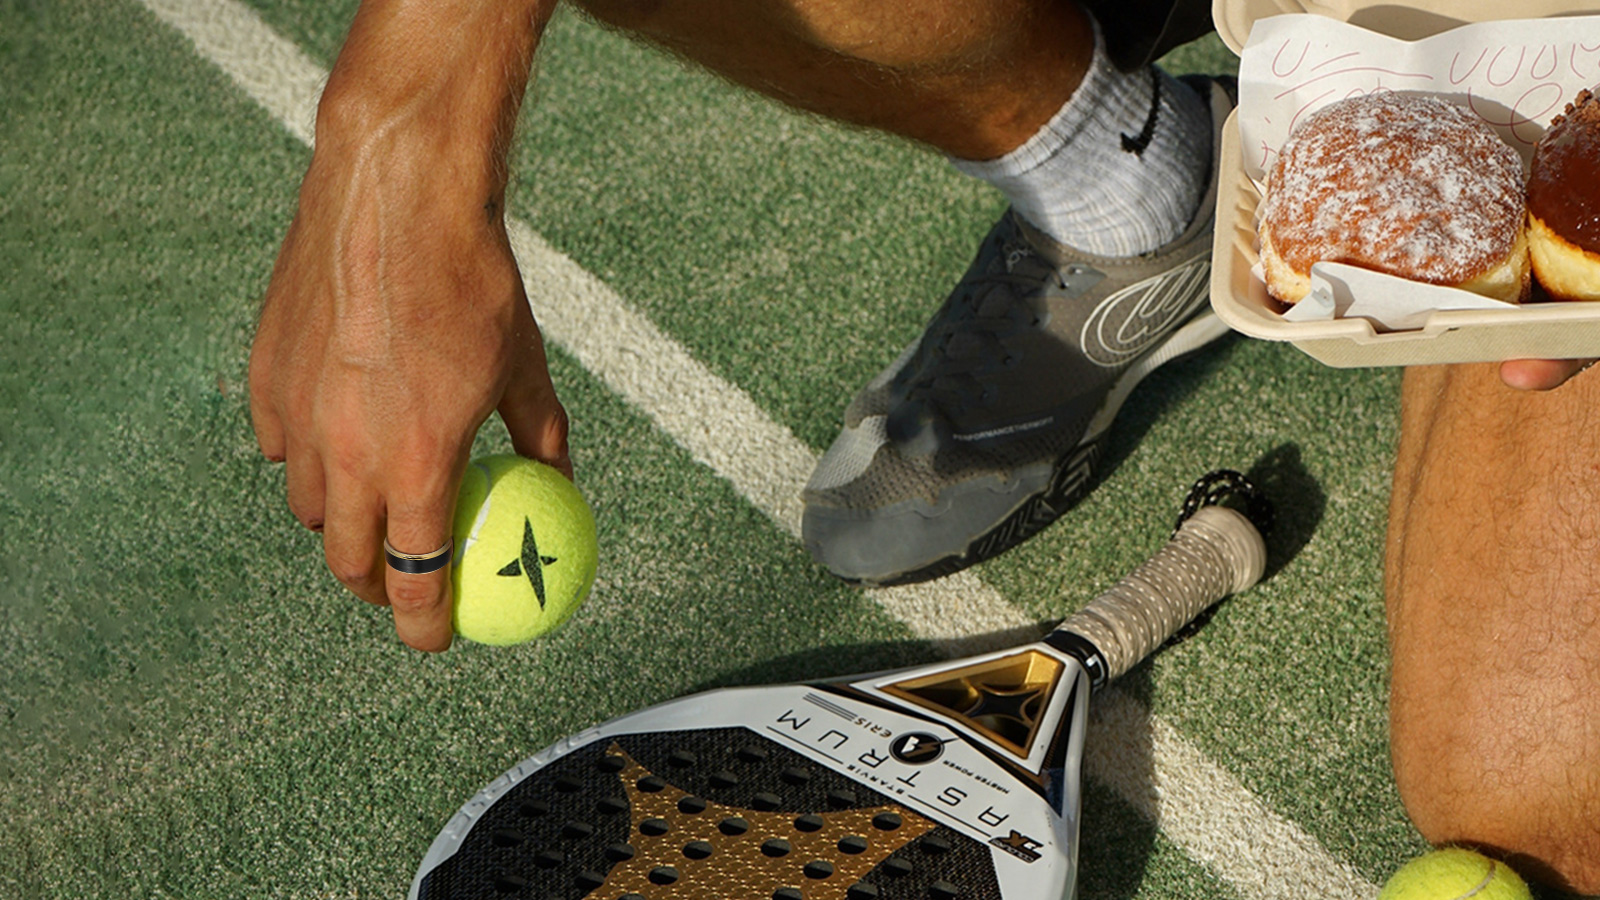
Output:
[
  {"xmin": 451, "ymin": 455, "xmax": 597, "ymax": 646},
  {"xmin": 1378, "ymin": 847, "xmax": 1531, "ymax": 900}
]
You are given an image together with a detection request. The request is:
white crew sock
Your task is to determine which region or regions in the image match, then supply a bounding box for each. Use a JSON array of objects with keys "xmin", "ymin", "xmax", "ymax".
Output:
[{"xmin": 951, "ymin": 23, "xmax": 1213, "ymax": 258}]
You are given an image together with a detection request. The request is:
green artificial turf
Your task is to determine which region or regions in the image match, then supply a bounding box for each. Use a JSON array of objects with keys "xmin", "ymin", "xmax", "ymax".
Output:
[{"xmin": 1, "ymin": 0, "xmax": 1517, "ymax": 897}]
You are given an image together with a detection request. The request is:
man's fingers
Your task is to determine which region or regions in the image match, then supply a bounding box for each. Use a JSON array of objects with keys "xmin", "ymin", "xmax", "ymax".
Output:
[
  {"xmin": 499, "ymin": 327, "xmax": 572, "ymax": 478},
  {"xmin": 251, "ymin": 400, "xmax": 287, "ymax": 462},
  {"xmin": 322, "ymin": 473, "xmax": 387, "ymax": 607},
  {"xmin": 1500, "ymin": 358, "xmax": 1597, "ymax": 392},
  {"xmin": 247, "ymin": 345, "xmax": 287, "ymax": 462},
  {"xmin": 383, "ymin": 487, "xmax": 458, "ymax": 653},
  {"xmin": 284, "ymin": 441, "xmax": 328, "ymax": 532},
  {"xmin": 502, "ymin": 391, "xmax": 572, "ymax": 479}
]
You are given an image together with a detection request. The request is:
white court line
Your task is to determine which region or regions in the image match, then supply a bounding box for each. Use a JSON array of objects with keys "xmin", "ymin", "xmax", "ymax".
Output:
[{"xmin": 134, "ymin": 0, "xmax": 1379, "ymax": 895}]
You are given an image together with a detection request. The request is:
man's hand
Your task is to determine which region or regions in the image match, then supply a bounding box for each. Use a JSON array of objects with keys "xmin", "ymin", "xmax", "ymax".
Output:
[
  {"xmin": 1501, "ymin": 358, "xmax": 1598, "ymax": 391},
  {"xmin": 249, "ymin": 0, "xmax": 561, "ymax": 651}
]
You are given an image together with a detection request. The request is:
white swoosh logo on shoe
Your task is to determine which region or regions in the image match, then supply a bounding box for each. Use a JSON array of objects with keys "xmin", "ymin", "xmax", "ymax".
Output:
[{"xmin": 1079, "ymin": 257, "xmax": 1212, "ymax": 367}]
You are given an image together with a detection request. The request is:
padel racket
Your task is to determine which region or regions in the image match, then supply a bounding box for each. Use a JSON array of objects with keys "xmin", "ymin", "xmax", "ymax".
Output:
[{"xmin": 410, "ymin": 471, "xmax": 1270, "ymax": 900}]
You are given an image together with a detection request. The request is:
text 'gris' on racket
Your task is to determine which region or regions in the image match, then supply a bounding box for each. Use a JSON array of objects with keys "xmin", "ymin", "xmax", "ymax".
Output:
[{"xmin": 410, "ymin": 470, "xmax": 1272, "ymax": 900}]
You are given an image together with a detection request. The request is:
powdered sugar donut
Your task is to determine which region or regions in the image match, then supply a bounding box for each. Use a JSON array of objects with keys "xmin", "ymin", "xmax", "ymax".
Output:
[{"xmin": 1259, "ymin": 92, "xmax": 1529, "ymax": 306}]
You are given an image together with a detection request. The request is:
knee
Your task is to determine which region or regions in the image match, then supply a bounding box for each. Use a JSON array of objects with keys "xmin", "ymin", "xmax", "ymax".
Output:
[
  {"xmin": 575, "ymin": 0, "xmax": 1076, "ymax": 74},
  {"xmin": 1385, "ymin": 369, "xmax": 1600, "ymax": 894},
  {"xmin": 1390, "ymin": 681, "xmax": 1600, "ymax": 893},
  {"xmin": 773, "ymin": 0, "xmax": 1042, "ymax": 71}
]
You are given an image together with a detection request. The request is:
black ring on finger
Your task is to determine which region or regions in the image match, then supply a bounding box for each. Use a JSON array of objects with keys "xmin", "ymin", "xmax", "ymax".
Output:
[{"xmin": 384, "ymin": 538, "xmax": 453, "ymax": 575}]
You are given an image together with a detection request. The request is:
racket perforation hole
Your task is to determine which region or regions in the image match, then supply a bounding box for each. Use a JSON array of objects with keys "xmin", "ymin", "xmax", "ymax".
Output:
[
  {"xmin": 597, "ymin": 796, "xmax": 628, "ymax": 816},
  {"xmin": 491, "ymin": 828, "xmax": 525, "ymax": 848},
  {"xmin": 773, "ymin": 888, "xmax": 803, "ymax": 900},
  {"xmin": 709, "ymin": 770, "xmax": 739, "ymax": 790},
  {"xmin": 826, "ymin": 790, "xmax": 858, "ymax": 809},
  {"xmin": 534, "ymin": 849, "xmax": 566, "ymax": 869},
  {"xmin": 872, "ymin": 812, "xmax": 903, "ymax": 831},
  {"xmin": 761, "ymin": 838, "xmax": 792, "ymax": 858},
  {"xmin": 597, "ymin": 754, "xmax": 626, "ymax": 773},
  {"xmin": 848, "ymin": 883, "xmax": 881, "ymax": 900},
  {"xmin": 668, "ymin": 750, "xmax": 698, "ymax": 768},
  {"xmin": 751, "ymin": 792, "xmax": 782, "ymax": 811},
  {"xmin": 780, "ymin": 766, "xmax": 812, "ymax": 786},
  {"xmin": 492, "ymin": 873, "xmax": 528, "ymax": 894},
  {"xmin": 640, "ymin": 817, "xmax": 671, "ymax": 837},
  {"xmin": 804, "ymin": 860, "xmax": 835, "ymax": 879},
  {"xmin": 682, "ymin": 840, "xmax": 714, "ymax": 860},
  {"xmin": 930, "ymin": 880, "xmax": 959, "ymax": 900},
  {"xmin": 561, "ymin": 820, "xmax": 595, "ymax": 840},
  {"xmin": 737, "ymin": 745, "xmax": 769, "ymax": 763},
  {"xmin": 883, "ymin": 858, "xmax": 914, "ymax": 878},
  {"xmin": 792, "ymin": 814, "xmax": 825, "ymax": 833},
  {"xmin": 518, "ymin": 799, "xmax": 550, "ymax": 818},
  {"xmin": 648, "ymin": 866, "xmax": 680, "ymax": 885},
  {"xmin": 554, "ymin": 776, "xmax": 583, "ymax": 793},
  {"xmin": 636, "ymin": 775, "xmax": 667, "ymax": 793},
  {"xmin": 677, "ymin": 796, "xmax": 707, "ymax": 815},
  {"xmin": 921, "ymin": 834, "xmax": 952, "ymax": 854},
  {"xmin": 605, "ymin": 842, "xmax": 636, "ymax": 862},
  {"xmin": 838, "ymin": 835, "xmax": 868, "ymax": 854},
  {"xmin": 575, "ymin": 870, "xmax": 606, "ymax": 890}
]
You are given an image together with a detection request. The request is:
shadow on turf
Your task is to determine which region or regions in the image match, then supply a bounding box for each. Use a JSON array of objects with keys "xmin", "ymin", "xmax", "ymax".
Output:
[
  {"xmin": 1153, "ymin": 440, "xmax": 1326, "ymax": 648},
  {"xmin": 932, "ymin": 333, "xmax": 1326, "ymax": 596},
  {"xmin": 1097, "ymin": 331, "xmax": 1246, "ymax": 494},
  {"xmin": 687, "ymin": 432, "xmax": 1332, "ymax": 690},
  {"xmin": 1095, "ymin": 336, "xmax": 1327, "ymax": 563},
  {"xmin": 1243, "ymin": 441, "xmax": 1325, "ymax": 581}
]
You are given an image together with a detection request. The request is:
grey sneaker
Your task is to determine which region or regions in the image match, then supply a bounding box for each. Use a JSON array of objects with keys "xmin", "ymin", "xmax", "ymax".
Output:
[{"xmin": 802, "ymin": 77, "xmax": 1236, "ymax": 585}]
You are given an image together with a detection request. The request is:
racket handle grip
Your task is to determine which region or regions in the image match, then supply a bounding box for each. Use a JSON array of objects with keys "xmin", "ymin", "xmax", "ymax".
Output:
[{"xmin": 1054, "ymin": 505, "xmax": 1266, "ymax": 684}]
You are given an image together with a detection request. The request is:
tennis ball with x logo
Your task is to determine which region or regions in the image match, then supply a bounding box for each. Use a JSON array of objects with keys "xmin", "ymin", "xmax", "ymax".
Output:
[{"xmin": 451, "ymin": 455, "xmax": 598, "ymax": 646}]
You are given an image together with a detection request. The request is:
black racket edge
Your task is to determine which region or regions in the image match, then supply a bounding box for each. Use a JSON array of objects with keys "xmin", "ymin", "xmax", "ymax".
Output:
[
  {"xmin": 1174, "ymin": 469, "xmax": 1273, "ymax": 539},
  {"xmin": 1159, "ymin": 469, "xmax": 1272, "ymax": 650}
]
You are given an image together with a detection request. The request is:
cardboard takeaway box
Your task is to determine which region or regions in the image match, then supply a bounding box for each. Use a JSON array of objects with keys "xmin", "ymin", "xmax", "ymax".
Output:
[{"xmin": 1207, "ymin": 0, "xmax": 1600, "ymax": 366}]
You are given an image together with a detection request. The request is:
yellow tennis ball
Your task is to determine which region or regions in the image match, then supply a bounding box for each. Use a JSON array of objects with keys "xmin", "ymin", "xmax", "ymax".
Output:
[
  {"xmin": 1379, "ymin": 848, "xmax": 1531, "ymax": 900},
  {"xmin": 451, "ymin": 455, "xmax": 597, "ymax": 646}
]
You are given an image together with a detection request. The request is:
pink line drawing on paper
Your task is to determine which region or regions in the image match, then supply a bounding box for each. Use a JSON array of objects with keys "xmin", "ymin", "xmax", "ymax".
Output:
[
  {"xmin": 1467, "ymin": 83, "xmax": 1565, "ymax": 146},
  {"xmin": 1255, "ymin": 140, "xmax": 1276, "ymax": 173},
  {"xmin": 1272, "ymin": 39, "xmax": 1310, "ymax": 78},
  {"xmin": 1450, "ymin": 48, "xmax": 1488, "ymax": 85},
  {"xmin": 1285, "ymin": 88, "xmax": 1338, "ymax": 137},
  {"xmin": 1312, "ymin": 52, "xmax": 1360, "ymax": 72},
  {"xmin": 1485, "ymin": 46, "xmax": 1526, "ymax": 87},
  {"xmin": 1573, "ymin": 43, "xmax": 1600, "ymax": 78},
  {"xmin": 1531, "ymin": 45, "xmax": 1558, "ymax": 80},
  {"xmin": 1273, "ymin": 68, "xmax": 1433, "ymax": 101}
]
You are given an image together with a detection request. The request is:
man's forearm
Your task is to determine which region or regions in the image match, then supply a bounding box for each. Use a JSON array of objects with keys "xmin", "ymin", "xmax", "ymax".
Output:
[{"xmin": 314, "ymin": 0, "xmax": 557, "ymax": 203}]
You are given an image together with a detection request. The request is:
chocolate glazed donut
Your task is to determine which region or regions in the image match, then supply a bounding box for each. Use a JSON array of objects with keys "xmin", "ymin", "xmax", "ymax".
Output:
[{"xmin": 1529, "ymin": 89, "xmax": 1600, "ymax": 301}]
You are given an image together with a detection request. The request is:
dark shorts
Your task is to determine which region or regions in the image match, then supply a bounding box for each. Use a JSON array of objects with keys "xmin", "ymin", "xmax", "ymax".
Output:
[{"xmin": 1083, "ymin": 0, "xmax": 1214, "ymax": 70}]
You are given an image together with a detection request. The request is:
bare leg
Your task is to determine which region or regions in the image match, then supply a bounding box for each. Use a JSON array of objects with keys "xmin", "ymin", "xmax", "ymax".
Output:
[
  {"xmin": 1386, "ymin": 363, "xmax": 1600, "ymax": 893},
  {"xmin": 574, "ymin": 0, "xmax": 1093, "ymax": 160}
]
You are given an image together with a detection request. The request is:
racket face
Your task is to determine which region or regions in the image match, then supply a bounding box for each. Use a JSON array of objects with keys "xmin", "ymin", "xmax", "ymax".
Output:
[{"xmin": 411, "ymin": 650, "xmax": 1091, "ymax": 900}]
